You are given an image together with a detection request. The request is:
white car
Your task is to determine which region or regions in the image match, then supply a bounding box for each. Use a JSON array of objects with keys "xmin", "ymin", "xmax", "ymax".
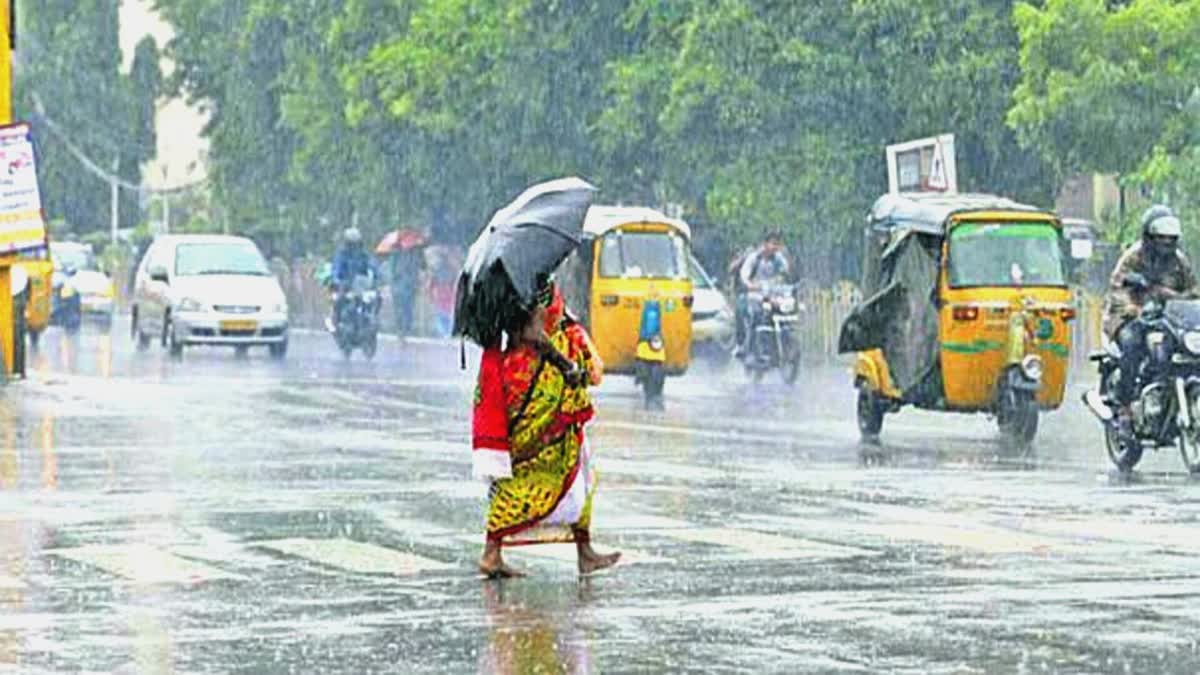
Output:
[
  {"xmin": 132, "ymin": 234, "xmax": 289, "ymax": 359},
  {"xmin": 688, "ymin": 254, "xmax": 735, "ymax": 361}
]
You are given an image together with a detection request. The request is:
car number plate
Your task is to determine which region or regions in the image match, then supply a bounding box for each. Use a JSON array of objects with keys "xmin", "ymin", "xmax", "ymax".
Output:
[{"xmin": 220, "ymin": 319, "xmax": 258, "ymax": 332}]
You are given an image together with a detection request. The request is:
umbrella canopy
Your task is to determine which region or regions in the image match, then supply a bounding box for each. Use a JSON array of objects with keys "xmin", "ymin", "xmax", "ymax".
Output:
[
  {"xmin": 375, "ymin": 228, "xmax": 428, "ymax": 255},
  {"xmin": 454, "ymin": 177, "xmax": 597, "ymax": 347}
]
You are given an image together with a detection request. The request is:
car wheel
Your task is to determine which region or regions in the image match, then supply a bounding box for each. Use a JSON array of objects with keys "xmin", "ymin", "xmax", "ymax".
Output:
[{"xmin": 168, "ymin": 321, "xmax": 184, "ymax": 360}]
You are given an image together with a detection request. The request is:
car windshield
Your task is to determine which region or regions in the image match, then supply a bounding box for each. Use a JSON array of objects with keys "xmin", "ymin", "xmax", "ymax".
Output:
[
  {"xmin": 174, "ymin": 242, "xmax": 271, "ymax": 277},
  {"xmin": 688, "ymin": 255, "xmax": 713, "ymax": 290},
  {"xmin": 51, "ymin": 245, "xmax": 95, "ymax": 271},
  {"xmin": 948, "ymin": 223, "xmax": 1066, "ymax": 288},
  {"xmin": 598, "ymin": 231, "xmax": 686, "ymax": 279}
]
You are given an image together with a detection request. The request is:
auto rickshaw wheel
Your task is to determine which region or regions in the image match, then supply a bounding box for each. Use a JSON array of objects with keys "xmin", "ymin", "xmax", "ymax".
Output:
[
  {"xmin": 856, "ymin": 388, "xmax": 885, "ymax": 440},
  {"xmin": 641, "ymin": 362, "xmax": 665, "ymax": 407},
  {"xmin": 997, "ymin": 385, "xmax": 1038, "ymax": 451}
]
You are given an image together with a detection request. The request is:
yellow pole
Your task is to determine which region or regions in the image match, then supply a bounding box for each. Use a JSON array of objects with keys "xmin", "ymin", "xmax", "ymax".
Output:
[{"xmin": 0, "ymin": 0, "xmax": 17, "ymax": 376}]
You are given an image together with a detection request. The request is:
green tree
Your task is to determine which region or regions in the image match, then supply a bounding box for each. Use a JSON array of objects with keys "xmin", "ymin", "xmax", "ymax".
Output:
[{"xmin": 14, "ymin": 0, "xmax": 160, "ymax": 234}]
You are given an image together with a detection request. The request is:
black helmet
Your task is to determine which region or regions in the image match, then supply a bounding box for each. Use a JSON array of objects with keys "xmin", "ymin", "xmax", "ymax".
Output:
[{"xmin": 1141, "ymin": 204, "xmax": 1182, "ymax": 239}]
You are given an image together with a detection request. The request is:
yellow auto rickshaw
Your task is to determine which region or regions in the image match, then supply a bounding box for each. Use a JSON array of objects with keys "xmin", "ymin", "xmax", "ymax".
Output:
[
  {"xmin": 839, "ymin": 193, "xmax": 1075, "ymax": 449},
  {"xmin": 13, "ymin": 237, "xmax": 53, "ymax": 348},
  {"xmin": 560, "ymin": 206, "xmax": 694, "ymax": 407}
]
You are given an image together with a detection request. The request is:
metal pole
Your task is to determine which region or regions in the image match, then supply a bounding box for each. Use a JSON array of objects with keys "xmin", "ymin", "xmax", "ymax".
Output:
[{"xmin": 110, "ymin": 156, "xmax": 119, "ymax": 246}]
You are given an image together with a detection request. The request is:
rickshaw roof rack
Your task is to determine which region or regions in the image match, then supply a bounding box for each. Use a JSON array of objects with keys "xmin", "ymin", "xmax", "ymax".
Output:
[
  {"xmin": 583, "ymin": 205, "xmax": 692, "ymax": 241},
  {"xmin": 869, "ymin": 192, "xmax": 1047, "ymax": 235}
]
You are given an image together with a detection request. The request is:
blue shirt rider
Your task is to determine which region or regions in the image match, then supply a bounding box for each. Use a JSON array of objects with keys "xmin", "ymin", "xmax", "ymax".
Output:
[{"xmin": 331, "ymin": 227, "xmax": 379, "ymax": 289}]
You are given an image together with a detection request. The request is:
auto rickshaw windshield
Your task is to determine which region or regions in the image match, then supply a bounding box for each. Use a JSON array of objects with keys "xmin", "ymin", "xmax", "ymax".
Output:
[
  {"xmin": 948, "ymin": 222, "xmax": 1066, "ymax": 288},
  {"xmin": 598, "ymin": 231, "xmax": 687, "ymax": 279}
]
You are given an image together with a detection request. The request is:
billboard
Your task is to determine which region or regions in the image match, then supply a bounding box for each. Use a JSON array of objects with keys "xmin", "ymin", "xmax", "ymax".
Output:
[
  {"xmin": 886, "ymin": 134, "xmax": 957, "ymax": 195},
  {"xmin": 0, "ymin": 122, "xmax": 45, "ymax": 254}
]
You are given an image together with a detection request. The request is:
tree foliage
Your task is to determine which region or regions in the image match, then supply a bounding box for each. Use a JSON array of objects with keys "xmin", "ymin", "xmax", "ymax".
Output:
[
  {"xmin": 14, "ymin": 0, "xmax": 162, "ymax": 234},
  {"xmin": 152, "ymin": 0, "xmax": 1059, "ymax": 279}
]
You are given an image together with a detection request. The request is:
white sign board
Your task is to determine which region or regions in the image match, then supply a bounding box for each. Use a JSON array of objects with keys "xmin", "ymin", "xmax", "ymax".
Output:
[
  {"xmin": 0, "ymin": 123, "xmax": 46, "ymax": 254},
  {"xmin": 886, "ymin": 134, "xmax": 958, "ymax": 195},
  {"xmin": 1070, "ymin": 238, "xmax": 1094, "ymax": 260}
]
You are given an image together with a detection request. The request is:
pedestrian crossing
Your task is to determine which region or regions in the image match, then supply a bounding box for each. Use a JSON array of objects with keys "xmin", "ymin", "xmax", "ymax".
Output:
[{"xmin": 33, "ymin": 503, "xmax": 1199, "ymax": 588}]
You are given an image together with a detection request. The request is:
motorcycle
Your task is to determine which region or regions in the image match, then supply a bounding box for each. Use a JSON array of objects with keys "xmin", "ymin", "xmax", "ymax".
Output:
[
  {"xmin": 740, "ymin": 281, "xmax": 803, "ymax": 384},
  {"xmin": 49, "ymin": 265, "xmax": 82, "ymax": 335},
  {"xmin": 1083, "ymin": 272, "xmax": 1200, "ymax": 474},
  {"xmin": 327, "ymin": 273, "xmax": 380, "ymax": 360}
]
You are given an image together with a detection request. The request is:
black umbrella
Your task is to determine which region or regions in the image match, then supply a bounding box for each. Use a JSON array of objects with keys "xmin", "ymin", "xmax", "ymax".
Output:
[{"xmin": 453, "ymin": 177, "xmax": 597, "ymax": 348}]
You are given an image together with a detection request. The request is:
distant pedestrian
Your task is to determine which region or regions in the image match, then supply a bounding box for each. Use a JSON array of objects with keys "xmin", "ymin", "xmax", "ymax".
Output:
[{"xmin": 377, "ymin": 226, "xmax": 428, "ymax": 337}]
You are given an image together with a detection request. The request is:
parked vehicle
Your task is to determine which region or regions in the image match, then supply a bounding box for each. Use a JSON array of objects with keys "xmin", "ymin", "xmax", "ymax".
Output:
[
  {"xmin": 131, "ymin": 235, "xmax": 289, "ymax": 360},
  {"xmin": 688, "ymin": 253, "xmax": 735, "ymax": 365}
]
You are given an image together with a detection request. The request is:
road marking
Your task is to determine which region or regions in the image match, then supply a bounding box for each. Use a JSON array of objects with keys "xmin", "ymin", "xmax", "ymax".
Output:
[
  {"xmin": 661, "ymin": 528, "xmax": 875, "ymax": 561},
  {"xmin": 252, "ymin": 538, "xmax": 455, "ymax": 576},
  {"xmin": 1021, "ymin": 518, "xmax": 1200, "ymax": 553},
  {"xmin": 47, "ymin": 544, "xmax": 241, "ymax": 584},
  {"xmin": 850, "ymin": 522, "xmax": 1070, "ymax": 555},
  {"xmin": 600, "ymin": 458, "xmax": 725, "ymax": 481}
]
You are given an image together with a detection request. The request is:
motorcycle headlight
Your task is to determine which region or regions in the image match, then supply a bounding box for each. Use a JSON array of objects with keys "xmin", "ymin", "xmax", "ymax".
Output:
[
  {"xmin": 777, "ymin": 297, "xmax": 796, "ymax": 313},
  {"xmin": 1020, "ymin": 354, "xmax": 1044, "ymax": 381},
  {"xmin": 363, "ymin": 291, "xmax": 378, "ymax": 303},
  {"xmin": 1184, "ymin": 331, "xmax": 1200, "ymax": 355},
  {"xmin": 178, "ymin": 297, "xmax": 206, "ymax": 312}
]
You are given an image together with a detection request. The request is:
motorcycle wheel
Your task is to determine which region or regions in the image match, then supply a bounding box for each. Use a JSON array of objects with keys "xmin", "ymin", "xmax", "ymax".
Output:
[
  {"xmin": 780, "ymin": 346, "xmax": 801, "ymax": 386},
  {"xmin": 362, "ymin": 331, "xmax": 378, "ymax": 361},
  {"xmin": 856, "ymin": 388, "xmax": 884, "ymax": 441},
  {"xmin": 1177, "ymin": 390, "xmax": 1200, "ymax": 475}
]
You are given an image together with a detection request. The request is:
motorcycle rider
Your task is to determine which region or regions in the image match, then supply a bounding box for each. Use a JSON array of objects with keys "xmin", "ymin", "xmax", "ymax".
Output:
[
  {"xmin": 330, "ymin": 227, "xmax": 380, "ymax": 329},
  {"xmin": 736, "ymin": 230, "xmax": 791, "ymax": 359},
  {"xmin": 1105, "ymin": 205, "xmax": 1198, "ymax": 441}
]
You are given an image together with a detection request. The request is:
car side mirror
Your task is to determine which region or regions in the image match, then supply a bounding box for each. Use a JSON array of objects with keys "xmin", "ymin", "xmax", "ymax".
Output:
[{"xmin": 149, "ymin": 265, "xmax": 169, "ymax": 284}]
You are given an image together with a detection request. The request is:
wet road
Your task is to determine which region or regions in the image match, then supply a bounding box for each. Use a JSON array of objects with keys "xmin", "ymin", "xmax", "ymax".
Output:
[{"xmin": 1, "ymin": 320, "xmax": 1199, "ymax": 673}]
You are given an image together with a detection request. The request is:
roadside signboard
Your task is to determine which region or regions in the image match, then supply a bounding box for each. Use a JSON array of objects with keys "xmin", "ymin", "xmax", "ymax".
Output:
[
  {"xmin": 0, "ymin": 122, "xmax": 44, "ymax": 254},
  {"xmin": 886, "ymin": 134, "xmax": 958, "ymax": 195}
]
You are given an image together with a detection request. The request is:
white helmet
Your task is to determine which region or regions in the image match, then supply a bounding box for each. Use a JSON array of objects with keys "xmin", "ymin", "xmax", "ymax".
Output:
[{"xmin": 343, "ymin": 227, "xmax": 362, "ymax": 244}]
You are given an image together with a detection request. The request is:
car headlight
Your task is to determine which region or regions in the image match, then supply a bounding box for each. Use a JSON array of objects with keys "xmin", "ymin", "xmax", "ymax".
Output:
[
  {"xmin": 1184, "ymin": 331, "xmax": 1200, "ymax": 355},
  {"xmin": 178, "ymin": 297, "xmax": 206, "ymax": 312},
  {"xmin": 1020, "ymin": 355, "xmax": 1044, "ymax": 381}
]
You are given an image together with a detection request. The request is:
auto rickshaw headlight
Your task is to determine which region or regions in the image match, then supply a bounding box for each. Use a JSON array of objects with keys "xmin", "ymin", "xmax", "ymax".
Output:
[
  {"xmin": 1020, "ymin": 355, "xmax": 1044, "ymax": 381},
  {"xmin": 1183, "ymin": 331, "xmax": 1200, "ymax": 355},
  {"xmin": 649, "ymin": 335, "xmax": 664, "ymax": 351}
]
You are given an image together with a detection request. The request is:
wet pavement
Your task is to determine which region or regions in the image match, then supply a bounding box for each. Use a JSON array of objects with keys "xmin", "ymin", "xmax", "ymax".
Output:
[{"xmin": 1, "ymin": 320, "xmax": 1199, "ymax": 673}]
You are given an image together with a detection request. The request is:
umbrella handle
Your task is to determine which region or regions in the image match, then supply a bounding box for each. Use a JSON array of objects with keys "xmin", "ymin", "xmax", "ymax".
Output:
[{"xmin": 532, "ymin": 340, "xmax": 586, "ymax": 387}]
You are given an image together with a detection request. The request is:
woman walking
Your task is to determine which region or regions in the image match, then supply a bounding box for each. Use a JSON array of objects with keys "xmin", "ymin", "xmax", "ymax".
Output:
[{"xmin": 471, "ymin": 279, "xmax": 620, "ymax": 578}]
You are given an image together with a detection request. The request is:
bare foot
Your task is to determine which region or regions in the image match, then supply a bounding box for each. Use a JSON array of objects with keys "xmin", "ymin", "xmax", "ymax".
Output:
[
  {"xmin": 478, "ymin": 560, "xmax": 526, "ymax": 579},
  {"xmin": 478, "ymin": 548, "xmax": 526, "ymax": 579},
  {"xmin": 578, "ymin": 549, "xmax": 621, "ymax": 575}
]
